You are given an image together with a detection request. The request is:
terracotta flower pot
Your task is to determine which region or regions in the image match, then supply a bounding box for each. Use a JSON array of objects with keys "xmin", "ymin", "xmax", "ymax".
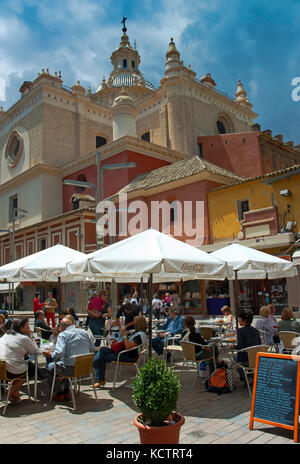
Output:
[{"xmin": 134, "ymin": 412, "xmax": 185, "ymax": 444}]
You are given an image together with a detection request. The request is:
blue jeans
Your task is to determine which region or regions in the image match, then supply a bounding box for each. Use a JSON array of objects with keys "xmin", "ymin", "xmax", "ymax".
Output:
[
  {"xmin": 88, "ymin": 318, "xmax": 104, "ymax": 347},
  {"xmin": 152, "ymin": 335, "xmax": 166, "ymax": 356},
  {"xmin": 92, "ymin": 347, "xmax": 134, "ymax": 381}
]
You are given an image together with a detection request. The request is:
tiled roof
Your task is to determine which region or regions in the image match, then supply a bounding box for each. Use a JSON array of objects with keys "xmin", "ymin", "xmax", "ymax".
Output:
[
  {"xmin": 71, "ymin": 193, "xmax": 95, "ymax": 202},
  {"xmin": 111, "ymin": 156, "xmax": 244, "ymax": 197},
  {"xmin": 208, "ymin": 163, "xmax": 300, "ymax": 192}
]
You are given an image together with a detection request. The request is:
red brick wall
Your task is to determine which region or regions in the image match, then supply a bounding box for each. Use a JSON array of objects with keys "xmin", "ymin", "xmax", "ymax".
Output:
[
  {"xmin": 198, "ymin": 132, "xmax": 264, "ymax": 178},
  {"xmin": 63, "ymin": 150, "xmax": 170, "ymax": 213}
]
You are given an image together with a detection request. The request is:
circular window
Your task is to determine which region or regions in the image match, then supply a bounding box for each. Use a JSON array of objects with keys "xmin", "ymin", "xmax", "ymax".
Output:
[{"xmin": 5, "ymin": 131, "xmax": 23, "ymax": 167}]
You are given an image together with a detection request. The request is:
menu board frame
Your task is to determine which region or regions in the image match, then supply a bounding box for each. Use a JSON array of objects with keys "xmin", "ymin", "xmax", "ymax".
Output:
[{"xmin": 249, "ymin": 352, "xmax": 300, "ymax": 442}]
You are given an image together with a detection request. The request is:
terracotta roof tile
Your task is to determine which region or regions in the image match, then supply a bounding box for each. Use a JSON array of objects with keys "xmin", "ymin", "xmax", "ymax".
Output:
[{"xmin": 111, "ymin": 156, "xmax": 244, "ymax": 197}]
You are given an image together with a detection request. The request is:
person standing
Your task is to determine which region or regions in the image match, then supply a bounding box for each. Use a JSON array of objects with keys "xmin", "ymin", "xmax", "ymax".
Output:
[
  {"xmin": 33, "ymin": 292, "xmax": 45, "ymax": 322},
  {"xmin": 86, "ymin": 291, "xmax": 110, "ymax": 347},
  {"xmin": 44, "ymin": 292, "xmax": 57, "ymax": 328},
  {"xmin": 152, "ymin": 293, "xmax": 162, "ymax": 320}
]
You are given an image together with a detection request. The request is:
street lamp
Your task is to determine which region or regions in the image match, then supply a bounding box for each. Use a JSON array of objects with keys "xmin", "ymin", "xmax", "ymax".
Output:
[
  {"xmin": 64, "ymin": 151, "xmax": 136, "ymax": 250},
  {"xmin": 0, "ymin": 207, "xmax": 27, "ymax": 314}
]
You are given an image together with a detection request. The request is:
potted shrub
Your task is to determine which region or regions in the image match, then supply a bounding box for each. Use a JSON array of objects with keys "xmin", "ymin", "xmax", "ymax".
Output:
[{"xmin": 132, "ymin": 358, "xmax": 185, "ymax": 444}]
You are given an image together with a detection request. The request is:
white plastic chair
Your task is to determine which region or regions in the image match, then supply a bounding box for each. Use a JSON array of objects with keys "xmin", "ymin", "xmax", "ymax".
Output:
[{"xmin": 163, "ymin": 334, "xmax": 183, "ymax": 365}]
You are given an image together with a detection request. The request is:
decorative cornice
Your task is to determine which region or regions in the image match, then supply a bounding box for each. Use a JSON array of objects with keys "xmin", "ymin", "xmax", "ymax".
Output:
[{"xmin": 60, "ymin": 136, "xmax": 187, "ymax": 177}]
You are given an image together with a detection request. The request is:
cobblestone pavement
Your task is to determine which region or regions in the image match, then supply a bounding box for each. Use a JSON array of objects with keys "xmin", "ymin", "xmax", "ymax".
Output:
[{"xmin": 0, "ymin": 354, "xmax": 297, "ymax": 445}]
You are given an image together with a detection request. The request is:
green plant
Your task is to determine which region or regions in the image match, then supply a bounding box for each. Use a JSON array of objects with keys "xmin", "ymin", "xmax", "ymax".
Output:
[{"xmin": 132, "ymin": 358, "xmax": 181, "ymax": 426}]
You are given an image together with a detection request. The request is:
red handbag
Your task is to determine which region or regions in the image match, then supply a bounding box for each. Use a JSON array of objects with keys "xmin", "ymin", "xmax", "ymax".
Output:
[{"xmin": 111, "ymin": 340, "xmax": 125, "ymax": 354}]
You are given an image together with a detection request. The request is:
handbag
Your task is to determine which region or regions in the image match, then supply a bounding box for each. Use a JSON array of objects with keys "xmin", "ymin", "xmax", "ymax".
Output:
[{"xmin": 111, "ymin": 340, "xmax": 125, "ymax": 354}]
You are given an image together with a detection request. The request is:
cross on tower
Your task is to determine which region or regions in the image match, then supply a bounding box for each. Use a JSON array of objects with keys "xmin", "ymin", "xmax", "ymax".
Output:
[{"xmin": 121, "ymin": 16, "xmax": 127, "ymax": 31}]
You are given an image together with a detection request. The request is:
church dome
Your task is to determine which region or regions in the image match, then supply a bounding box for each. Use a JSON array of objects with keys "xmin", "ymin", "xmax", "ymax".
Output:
[{"xmin": 111, "ymin": 72, "xmax": 155, "ymax": 90}]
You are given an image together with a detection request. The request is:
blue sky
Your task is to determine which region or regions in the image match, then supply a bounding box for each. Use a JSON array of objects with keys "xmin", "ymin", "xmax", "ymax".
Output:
[{"xmin": 0, "ymin": 0, "xmax": 299, "ymax": 143}]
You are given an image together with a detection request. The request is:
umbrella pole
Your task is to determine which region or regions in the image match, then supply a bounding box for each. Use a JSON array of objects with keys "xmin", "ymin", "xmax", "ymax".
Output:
[
  {"xmin": 234, "ymin": 270, "xmax": 239, "ymax": 330},
  {"xmin": 148, "ymin": 273, "xmax": 153, "ymax": 359},
  {"xmin": 140, "ymin": 277, "xmax": 143, "ymax": 314}
]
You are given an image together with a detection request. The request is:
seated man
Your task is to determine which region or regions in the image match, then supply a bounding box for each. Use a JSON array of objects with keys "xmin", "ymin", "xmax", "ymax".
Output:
[
  {"xmin": 43, "ymin": 317, "xmax": 95, "ymax": 401},
  {"xmin": 152, "ymin": 308, "xmax": 183, "ymax": 360},
  {"xmin": 34, "ymin": 310, "xmax": 53, "ymax": 340},
  {"xmin": 230, "ymin": 308, "xmax": 261, "ymax": 381}
]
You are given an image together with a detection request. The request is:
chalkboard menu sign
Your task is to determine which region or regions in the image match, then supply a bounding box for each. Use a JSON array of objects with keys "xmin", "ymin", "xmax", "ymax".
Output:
[{"xmin": 250, "ymin": 353, "xmax": 300, "ymax": 442}]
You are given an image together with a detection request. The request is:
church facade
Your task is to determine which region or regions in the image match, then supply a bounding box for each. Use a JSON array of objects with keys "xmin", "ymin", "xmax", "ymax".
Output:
[{"xmin": 0, "ymin": 21, "xmax": 300, "ymax": 313}]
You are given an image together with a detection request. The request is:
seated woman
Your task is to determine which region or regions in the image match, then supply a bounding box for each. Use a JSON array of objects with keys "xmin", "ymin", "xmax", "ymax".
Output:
[
  {"xmin": 255, "ymin": 306, "xmax": 276, "ymax": 345},
  {"xmin": 221, "ymin": 306, "xmax": 233, "ymax": 325},
  {"xmin": 0, "ymin": 318, "xmax": 38, "ymax": 403},
  {"xmin": 230, "ymin": 308, "xmax": 261, "ymax": 381},
  {"xmin": 278, "ymin": 307, "xmax": 300, "ymax": 334},
  {"xmin": 92, "ymin": 315, "xmax": 148, "ymax": 387},
  {"xmin": 182, "ymin": 316, "xmax": 217, "ymax": 363}
]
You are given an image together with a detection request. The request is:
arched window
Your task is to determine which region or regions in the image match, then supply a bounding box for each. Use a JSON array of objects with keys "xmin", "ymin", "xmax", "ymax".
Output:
[
  {"xmin": 123, "ymin": 59, "xmax": 128, "ymax": 69},
  {"xmin": 96, "ymin": 136, "xmax": 107, "ymax": 148},
  {"xmin": 217, "ymin": 120, "xmax": 227, "ymax": 134},
  {"xmin": 216, "ymin": 114, "xmax": 234, "ymax": 135},
  {"xmin": 141, "ymin": 132, "xmax": 150, "ymax": 142},
  {"xmin": 132, "ymin": 60, "xmax": 135, "ymax": 69},
  {"xmin": 75, "ymin": 173, "xmax": 87, "ymax": 193}
]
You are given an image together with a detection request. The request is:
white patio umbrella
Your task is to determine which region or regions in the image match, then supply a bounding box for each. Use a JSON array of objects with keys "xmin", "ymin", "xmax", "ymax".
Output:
[
  {"xmin": 67, "ymin": 229, "xmax": 229, "ymax": 279},
  {"xmin": 211, "ymin": 243, "xmax": 297, "ymax": 326},
  {"xmin": 211, "ymin": 243, "xmax": 297, "ymax": 279},
  {"xmin": 66, "ymin": 229, "xmax": 231, "ymax": 357},
  {"xmin": 0, "ymin": 244, "xmax": 86, "ymax": 282}
]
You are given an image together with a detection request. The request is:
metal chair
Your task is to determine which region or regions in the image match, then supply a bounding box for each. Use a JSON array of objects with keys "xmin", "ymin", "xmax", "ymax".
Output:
[
  {"xmin": 234, "ymin": 345, "xmax": 270, "ymax": 397},
  {"xmin": 111, "ymin": 344, "xmax": 144, "ymax": 391},
  {"xmin": 279, "ymin": 331, "xmax": 299, "ymax": 354},
  {"xmin": 163, "ymin": 334, "xmax": 183, "ymax": 365},
  {"xmin": 0, "ymin": 360, "xmax": 31, "ymax": 415},
  {"xmin": 180, "ymin": 341, "xmax": 217, "ymax": 387},
  {"xmin": 50, "ymin": 353, "xmax": 98, "ymax": 410}
]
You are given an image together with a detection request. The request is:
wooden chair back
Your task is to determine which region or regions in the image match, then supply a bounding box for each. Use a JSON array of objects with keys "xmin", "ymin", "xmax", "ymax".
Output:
[
  {"xmin": 246, "ymin": 345, "xmax": 270, "ymax": 369},
  {"xmin": 180, "ymin": 341, "xmax": 197, "ymax": 362},
  {"xmin": 279, "ymin": 331, "xmax": 299, "ymax": 351},
  {"xmin": 73, "ymin": 354, "xmax": 95, "ymax": 378}
]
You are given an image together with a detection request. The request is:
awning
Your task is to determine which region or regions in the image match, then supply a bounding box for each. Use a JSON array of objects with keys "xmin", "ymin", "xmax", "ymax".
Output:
[{"xmin": 0, "ymin": 282, "xmax": 20, "ymax": 293}]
